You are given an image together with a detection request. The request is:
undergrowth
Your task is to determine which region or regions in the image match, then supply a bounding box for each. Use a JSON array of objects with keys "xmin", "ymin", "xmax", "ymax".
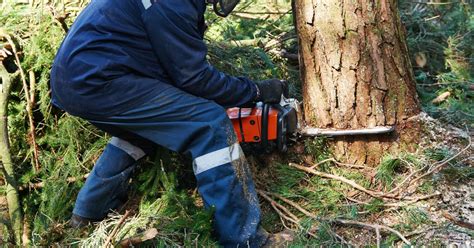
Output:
[{"xmin": 400, "ymin": 0, "xmax": 474, "ymax": 128}]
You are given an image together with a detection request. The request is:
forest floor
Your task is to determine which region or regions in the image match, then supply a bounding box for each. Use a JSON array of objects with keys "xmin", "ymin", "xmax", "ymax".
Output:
[
  {"xmin": 0, "ymin": 0, "xmax": 473, "ymax": 247},
  {"xmin": 249, "ymin": 112, "xmax": 473, "ymax": 247}
]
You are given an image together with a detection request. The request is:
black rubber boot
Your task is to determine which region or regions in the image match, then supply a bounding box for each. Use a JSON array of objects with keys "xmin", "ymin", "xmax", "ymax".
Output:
[{"xmin": 69, "ymin": 214, "xmax": 100, "ymax": 228}]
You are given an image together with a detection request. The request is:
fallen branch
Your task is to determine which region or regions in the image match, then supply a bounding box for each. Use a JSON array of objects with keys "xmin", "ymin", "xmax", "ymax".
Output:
[
  {"xmin": 259, "ymin": 190, "xmax": 315, "ymax": 218},
  {"xmin": 119, "ymin": 228, "xmax": 159, "ymax": 248},
  {"xmin": 442, "ymin": 211, "xmax": 474, "ymax": 231},
  {"xmin": 310, "ymin": 158, "xmax": 372, "ymax": 170},
  {"xmin": 411, "ymin": 136, "xmax": 472, "ymax": 184},
  {"xmin": 291, "ymin": 162, "xmax": 443, "ymax": 202},
  {"xmin": 258, "ymin": 189, "xmax": 412, "ymax": 246},
  {"xmin": 383, "ymin": 192, "xmax": 441, "ymax": 207},
  {"xmin": 48, "ymin": 5, "xmax": 70, "ymax": 33},
  {"xmin": 376, "ymin": 227, "xmax": 381, "ymax": 248},
  {"xmin": 431, "ymin": 91, "xmax": 451, "ymax": 104},
  {"xmin": 0, "ymin": 62, "xmax": 23, "ymax": 244},
  {"xmin": 103, "ymin": 210, "xmax": 131, "ymax": 248},
  {"xmin": 257, "ymin": 190, "xmax": 299, "ymax": 227},
  {"xmin": 3, "ymin": 30, "xmax": 40, "ymax": 172},
  {"xmin": 387, "ymin": 163, "xmax": 429, "ymax": 196},
  {"xmin": 257, "ymin": 190, "xmax": 320, "ymax": 238},
  {"xmin": 331, "ymin": 219, "xmax": 411, "ymax": 246},
  {"xmin": 289, "ymin": 163, "xmax": 384, "ymax": 199},
  {"xmin": 347, "ymin": 192, "xmax": 441, "ymax": 208},
  {"xmin": 18, "ymin": 173, "xmax": 90, "ymax": 191},
  {"xmin": 22, "ymin": 214, "xmax": 30, "ymax": 247}
]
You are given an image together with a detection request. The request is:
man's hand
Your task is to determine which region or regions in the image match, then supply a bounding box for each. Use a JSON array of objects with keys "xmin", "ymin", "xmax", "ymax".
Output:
[{"xmin": 255, "ymin": 79, "xmax": 288, "ymax": 104}]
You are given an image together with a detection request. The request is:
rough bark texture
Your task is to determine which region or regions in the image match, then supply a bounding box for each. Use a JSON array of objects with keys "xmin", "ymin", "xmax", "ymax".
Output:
[{"xmin": 294, "ymin": 0, "xmax": 421, "ymax": 165}]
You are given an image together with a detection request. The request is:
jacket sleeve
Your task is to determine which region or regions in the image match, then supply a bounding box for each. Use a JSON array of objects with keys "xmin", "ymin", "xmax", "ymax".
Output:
[{"xmin": 141, "ymin": 0, "xmax": 257, "ymax": 108}]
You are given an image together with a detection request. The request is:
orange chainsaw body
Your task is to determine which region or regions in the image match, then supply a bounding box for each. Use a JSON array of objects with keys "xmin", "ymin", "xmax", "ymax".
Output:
[{"xmin": 226, "ymin": 107, "xmax": 279, "ymax": 143}]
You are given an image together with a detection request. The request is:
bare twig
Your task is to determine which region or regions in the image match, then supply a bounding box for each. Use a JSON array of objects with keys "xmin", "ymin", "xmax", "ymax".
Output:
[
  {"xmin": 119, "ymin": 228, "xmax": 159, "ymax": 248},
  {"xmin": 291, "ymin": 162, "xmax": 442, "ymax": 202},
  {"xmin": 258, "ymin": 189, "xmax": 412, "ymax": 246},
  {"xmin": 257, "ymin": 190, "xmax": 299, "ymax": 224},
  {"xmin": 289, "ymin": 163, "xmax": 385, "ymax": 199},
  {"xmin": 310, "ymin": 158, "xmax": 372, "ymax": 170},
  {"xmin": 48, "ymin": 5, "xmax": 70, "ymax": 33},
  {"xmin": 271, "ymin": 201, "xmax": 298, "ymax": 229},
  {"xmin": 103, "ymin": 210, "xmax": 131, "ymax": 248},
  {"xmin": 309, "ymin": 158, "xmax": 334, "ymax": 169},
  {"xmin": 383, "ymin": 192, "xmax": 441, "ymax": 207},
  {"xmin": 404, "ymin": 226, "xmax": 440, "ymax": 238},
  {"xmin": 18, "ymin": 173, "xmax": 90, "ymax": 191},
  {"xmin": 387, "ymin": 164, "xmax": 429, "ymax": 195},
  {"xmin": 442, "ymin": 211, "xmax": 474, "ymax": 231},
  {"xmin": 331, "ymin": 219, "xmax": 411, "ymax": 246},
  {"xmin": 22, "ymin": 214, "xmax": 30, "ymax": 247},
  {"xmin": 259, "ymin": 190, "xmax": 315, "ymax": 218},
  {"xmin": 375, "ymin": 227, "xmax": 381, "ymax": 248},
  {"xmin": 412, "ymin": 136, "xmax": 472, "ymax": 184},
  {"xmin": 347, "ymin": 192, "xmax": 441, "ymax": 208}
]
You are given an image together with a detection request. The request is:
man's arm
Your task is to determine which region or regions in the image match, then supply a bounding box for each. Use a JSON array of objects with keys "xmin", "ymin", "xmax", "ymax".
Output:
[{"xmin": 141, "ymin": 0, "xmax": 258, "ymax": 108}]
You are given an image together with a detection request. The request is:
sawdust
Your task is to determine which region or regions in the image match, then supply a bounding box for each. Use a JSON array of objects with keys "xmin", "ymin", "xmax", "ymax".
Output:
[
  {"xmin": 231, "ymin": 145, "xmax": 259, "ymax": 207},
  {"xmin": 412, "ymin": 112, "xmax": 471, "ymax": 153},
  {"xmin": 224, "ymin": 120, "xmax": 259, "ymax": 205}
]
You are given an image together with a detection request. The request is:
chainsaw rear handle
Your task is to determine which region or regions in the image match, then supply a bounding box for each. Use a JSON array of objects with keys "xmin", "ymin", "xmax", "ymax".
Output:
[{"xmin": 260, "ymin": 102, "xmax": 297, "ymax": 152}]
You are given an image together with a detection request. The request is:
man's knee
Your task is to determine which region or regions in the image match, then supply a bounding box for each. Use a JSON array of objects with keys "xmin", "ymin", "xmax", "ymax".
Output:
[
  {"xmin": 109, "ymin": 137, "xmax": 147, "ymax": 161},
  {"xmin": 93, "ymin": 137, "xmax": 145, "ymax": 178}
]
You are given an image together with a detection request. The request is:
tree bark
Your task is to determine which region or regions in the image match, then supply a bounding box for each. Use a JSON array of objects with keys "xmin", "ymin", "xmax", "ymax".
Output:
[
  {"xmin": 294, "ymin": 0, "xmax": 421, "ymax": 165},
  {"xmin": 0, "ymin": 66, "xmax": 23, "ymax": 244}
]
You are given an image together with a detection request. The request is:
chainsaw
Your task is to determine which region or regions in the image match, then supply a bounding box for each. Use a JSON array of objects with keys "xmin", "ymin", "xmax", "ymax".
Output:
[
  {"xmin": 226, "ymin": 97, "xmax": 395, "ymax": 152},
  {"xmin": 227, "ymin": 98, "xmax": 300, "ymax": 152}
]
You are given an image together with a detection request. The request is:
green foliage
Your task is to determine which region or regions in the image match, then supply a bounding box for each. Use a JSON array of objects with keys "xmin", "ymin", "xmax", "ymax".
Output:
[
  {"xmin": 401, "ymin": 1, "xmax": 474, "ymax": 127},
  {"xmin": 81, "ymin": 166, "xmax": 215, "ymax": 247},
  {"xmin": 363, "ymin": 199, "xmax": 385, "ymax": 214},
  {"xmin": 206, "ymin": 0, "xmax": 301, "ymax": 99},
  {"xmin": 289, "ymin": 220, "xmax": 343, "ymax": 247},
  {"xmin": 418, "ymin": 180, "xmax": 435, "ymax": 194},
  {"xmin": 424, "ymin": 147, "xmax": 452, "ymax": 161},
  {"xmin": 376, "ymin": 155, "xmax": 403, "ymax": 189},
  {"xmin": 304, "ymin": 137, "xmax": 331, "ymax": 164},
  {"xmin": 271, "ymin": 163, "xmax": 306, "ymax": 196},
  {"xmin": 440, "ymin": 164, "xmax": 474, "ymax": 182}
]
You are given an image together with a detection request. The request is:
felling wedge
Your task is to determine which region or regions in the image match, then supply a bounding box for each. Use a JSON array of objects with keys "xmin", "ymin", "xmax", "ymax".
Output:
[{"xmin": 227, "ymin": 97, "xmax": 395, "ymax": 152}]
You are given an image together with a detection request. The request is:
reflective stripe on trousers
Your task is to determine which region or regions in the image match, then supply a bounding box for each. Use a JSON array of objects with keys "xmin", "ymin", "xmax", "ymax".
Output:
[{"xmin": 72, "ymin": 84, "xmax": 266, "ymax": 247}]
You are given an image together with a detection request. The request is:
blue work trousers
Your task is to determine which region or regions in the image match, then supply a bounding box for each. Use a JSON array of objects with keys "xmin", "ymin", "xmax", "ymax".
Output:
[{"xmin": 73, "ymin": 83, "xmax": 266, "ymax": 247}]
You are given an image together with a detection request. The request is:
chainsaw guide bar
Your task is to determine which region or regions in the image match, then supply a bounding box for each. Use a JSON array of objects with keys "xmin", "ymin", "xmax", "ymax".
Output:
[{"xmin": 300, "ymin": 126, "xmax": 396, "ymax": 137}]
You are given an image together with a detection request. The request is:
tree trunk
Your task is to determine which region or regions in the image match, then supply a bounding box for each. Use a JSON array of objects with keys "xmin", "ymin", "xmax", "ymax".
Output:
[{"xmin": 294, "ymin": 0, "xmax": 421, "ymax": 165}]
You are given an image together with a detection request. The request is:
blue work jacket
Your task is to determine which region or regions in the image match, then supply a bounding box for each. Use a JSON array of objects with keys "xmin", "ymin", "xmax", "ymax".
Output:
[{"xmin": 50, "ymin": 0, "xmax": 258, "ymax": 118}]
